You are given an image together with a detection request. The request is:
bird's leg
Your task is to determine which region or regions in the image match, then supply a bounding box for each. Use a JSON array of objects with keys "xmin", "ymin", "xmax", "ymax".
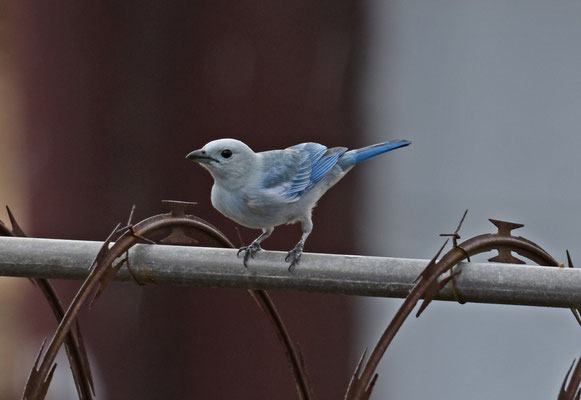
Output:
[
  {"xmin": 237, "ymin": 227, "xmax": 273, "ymax": 268},
  {"xmin": 285, "ymin": 218, "xmax": 312, "ymax": 271}
]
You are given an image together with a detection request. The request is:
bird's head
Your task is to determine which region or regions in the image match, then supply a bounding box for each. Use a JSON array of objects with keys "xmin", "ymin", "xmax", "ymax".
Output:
[{"xmin": 186, "ymin": 138, "xmax": 257, "ymax": 186}]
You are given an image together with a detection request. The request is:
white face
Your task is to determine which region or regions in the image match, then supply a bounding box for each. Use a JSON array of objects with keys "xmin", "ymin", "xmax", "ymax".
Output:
[{"xmin": 186, "ymin": 139, "xmax": 256, "ymax": 186}]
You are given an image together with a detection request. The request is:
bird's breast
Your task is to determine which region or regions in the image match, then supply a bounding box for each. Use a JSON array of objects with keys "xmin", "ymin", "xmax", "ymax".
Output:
[{"xmin": 211, "ymin": 184, "xmax": 302, "ymax": 229}]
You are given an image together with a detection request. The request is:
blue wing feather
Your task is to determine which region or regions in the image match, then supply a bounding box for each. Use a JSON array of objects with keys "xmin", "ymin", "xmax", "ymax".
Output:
[
  {"xmin": 308, "ymin": 152, "xmax": 343, "ymax": 187},
  {"xmin": 281, "ymin": 143, "xmax": 346, "ymax": 200},
  {"xmin": 259, "ymin": 143, "xmax": 346, "ymax": 201}
]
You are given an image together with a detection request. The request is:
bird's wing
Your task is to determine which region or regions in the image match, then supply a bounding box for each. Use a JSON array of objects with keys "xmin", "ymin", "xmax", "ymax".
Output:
[{"xmin": 259, "ymin": 143, "xmax": 347, "ymax": 202}]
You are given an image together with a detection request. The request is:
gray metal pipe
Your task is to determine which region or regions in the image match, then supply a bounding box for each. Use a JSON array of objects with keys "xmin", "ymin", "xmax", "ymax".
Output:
[{"xmin": 0, "ymin": 236, "xmax": 579, "ymax": 308}]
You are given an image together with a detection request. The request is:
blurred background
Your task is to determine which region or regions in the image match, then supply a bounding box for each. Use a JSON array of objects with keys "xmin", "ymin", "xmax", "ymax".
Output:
[{"xmin": 0, "ymin": 1, "xmax": 581, "ymax": 399}]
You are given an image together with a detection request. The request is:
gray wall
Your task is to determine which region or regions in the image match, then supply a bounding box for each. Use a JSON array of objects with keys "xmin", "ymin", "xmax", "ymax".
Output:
[{"xmin": 357, "ymin": 1, "xmax": 581, "ymax": 399}]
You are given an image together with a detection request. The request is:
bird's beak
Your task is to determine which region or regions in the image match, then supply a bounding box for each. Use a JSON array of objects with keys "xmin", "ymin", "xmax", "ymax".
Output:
[{"xmin": 186, "ymin": 149, "xmax": 218, "ymax": 164}]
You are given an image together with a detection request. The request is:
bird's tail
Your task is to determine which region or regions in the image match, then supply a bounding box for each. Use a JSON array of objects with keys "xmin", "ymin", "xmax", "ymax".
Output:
[{"xmin": 340, "ymin": 140, "xmax": 411, "ymax": 167}]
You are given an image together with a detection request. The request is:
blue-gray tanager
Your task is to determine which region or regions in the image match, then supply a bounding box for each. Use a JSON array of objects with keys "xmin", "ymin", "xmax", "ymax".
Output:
[{"xmin": 186, "ymin": 138, "xmax": 410, "ymax": 270}]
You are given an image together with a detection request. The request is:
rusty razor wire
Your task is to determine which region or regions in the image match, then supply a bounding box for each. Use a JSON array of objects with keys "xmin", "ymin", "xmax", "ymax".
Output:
[{"xmin": 1, "ymin": 202, "xmax": 580, "ymax": 400}]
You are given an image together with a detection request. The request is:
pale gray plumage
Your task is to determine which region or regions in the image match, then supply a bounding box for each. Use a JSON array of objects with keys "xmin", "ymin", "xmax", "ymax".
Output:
[{"xmin": 186, "ymin": 138, "xmax": 410, "ymax": 270}]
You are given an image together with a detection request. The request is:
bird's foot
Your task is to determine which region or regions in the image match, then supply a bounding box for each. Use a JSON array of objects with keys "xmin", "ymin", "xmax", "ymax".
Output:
[
  {"xmin": 237, "ymin": 241, "xmax": 263, "ymax": 268},
  {"xmin": 285, "ymin": 242, "xmax": 304, "ymax": 272}
]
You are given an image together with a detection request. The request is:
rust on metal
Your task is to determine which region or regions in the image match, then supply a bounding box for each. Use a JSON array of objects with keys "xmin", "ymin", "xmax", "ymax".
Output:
[
  {"xmin": 439, "ymin": 208, "xmax": 468, "ymax": 248},
  {"xmin": 490, "ymin": 218, "xmax": 524, "ymax": 236},
  {"xmin": 162, "ymin": 199, "xmax": 197, "ymax": 217},
  {"xmin": 7, "ymin": 199, "xmax": 577, "ymax": 400},
  {"xmin": 21, "ymin": 200, "xmax": 314, "ymax": 400},
  {"xmin": 346, "ymin": 211, "xmax": 572, "ymax": 400},
  {"xmin": 0, "ymin": 208, "xmax": 95, "ymax": 400},
  {"xmin": 559, "ymin": 357, "xmax": 581, "ymax": 400},
  {"xmin": 488, "ymin": 219, "xmax": 526, "ymax": 264}
]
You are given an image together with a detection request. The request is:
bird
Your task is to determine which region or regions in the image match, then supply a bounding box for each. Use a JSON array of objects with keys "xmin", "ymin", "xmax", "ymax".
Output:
[{"xmin": 186, "ymin": 138, "xmax": 410, "ymax": 270}]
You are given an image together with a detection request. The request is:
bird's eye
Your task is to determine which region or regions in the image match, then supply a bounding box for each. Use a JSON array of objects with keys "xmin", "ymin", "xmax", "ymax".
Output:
[{"xmin": 221, "ymin": 149, "xmax": 233, "ymax": 158}]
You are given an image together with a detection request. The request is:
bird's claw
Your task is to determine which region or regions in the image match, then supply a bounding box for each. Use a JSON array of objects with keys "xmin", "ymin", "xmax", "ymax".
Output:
[
  {"xmin": 285, "ymin": 243, "xmax": 304, "ymax": 271},
  {"xmin": 237, "ymin": 242, "xmax": 262, "ymax": 267}
]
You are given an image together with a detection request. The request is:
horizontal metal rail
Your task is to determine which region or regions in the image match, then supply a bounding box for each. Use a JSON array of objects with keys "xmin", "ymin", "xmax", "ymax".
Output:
[{"xmin": 0, "ymin": 236, "xmax": 579, "ymax": 308}]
